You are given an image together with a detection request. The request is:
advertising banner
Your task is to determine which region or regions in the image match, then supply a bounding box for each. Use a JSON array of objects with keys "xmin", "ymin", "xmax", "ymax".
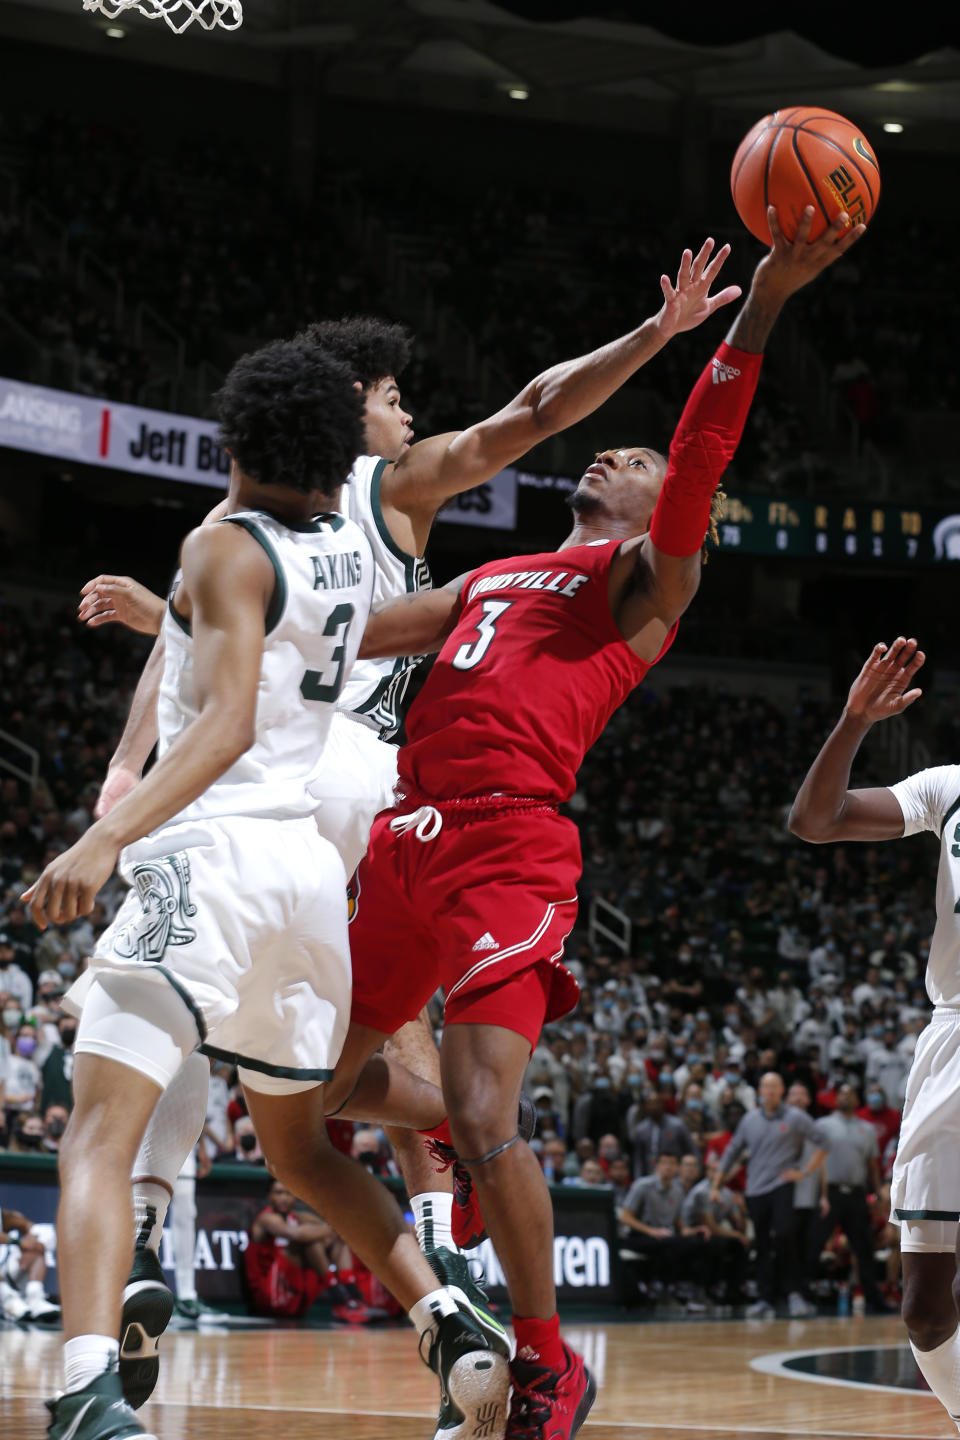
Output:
[
  {"xmin": 0, "ymin": 376, "xmax": 517, "ymax": 527},
  {"xmin": 0, "ymin": 1160, "xmax": 619, "ymax": 1307}
]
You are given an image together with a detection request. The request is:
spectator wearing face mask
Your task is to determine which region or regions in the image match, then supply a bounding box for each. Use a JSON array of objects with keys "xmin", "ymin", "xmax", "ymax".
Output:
[
  {"xmin": 808, "ymin": 933, "xmax": 846, "ymax": 985},
  {"xmin": 9, "ymin": 1112, "xmax": 46, "ymax": 1152},
  {"xmin": 705, "ymin": 1055, "xmax": 756, "ymax": 1114},
  {"xmin": 678, "ymin": 1083, "xmax": 709, "ymax": 1152},
  {"xmin": 662, "ymin": 945, "xmax": 703, "ymax": 1013},
  {"xmin": 0, "ymin": 934, "xmax": 32, "ymax": 1014},
  {"xmin": 234, "ymin": 1114, "xmax": 265, "ymax": 1164},
  {"xmin": 40, "ymin": 1012, "xmax": 77, "ymax": 1113},
  {"xmin": 41, "ymin": 1102, "xmax": 69, "ymax": 1152},
  {"xmin": 594, "ymin": 981, "xmax": 626, "ymax": 1038},
  {"xmin": 857, "ymin": 1085, "xmax": 900, "ymax": 1157},
  {"xmin": 570, "ymin": 1069, "xmax": 621, "ymax": 1144},
  {"xmin": 3, "ymin": 1023, "xmax": 41, "ymax": 1127}
]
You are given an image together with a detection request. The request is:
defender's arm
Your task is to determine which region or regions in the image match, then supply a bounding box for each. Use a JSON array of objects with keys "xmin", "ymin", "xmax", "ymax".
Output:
[
  {"xmin": 357, "ymin": 574, "xmax": 468, "ymax": 660},
  {"xmin": 382, "ymin": 240, "xmax": 740, "ymax": 550},
  {"xmin": 23, "ymin": 524, "xmax": 273, "ymax": 928},
  {"xmin": 788, "ymin": 638, "xmax": 924, "ymax": 843}
]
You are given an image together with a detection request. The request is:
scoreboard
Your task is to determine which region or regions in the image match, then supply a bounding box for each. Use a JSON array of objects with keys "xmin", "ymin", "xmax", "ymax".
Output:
[{"xmin": 716, "ymin": 495, "xmax": 960, "ymax": 565}]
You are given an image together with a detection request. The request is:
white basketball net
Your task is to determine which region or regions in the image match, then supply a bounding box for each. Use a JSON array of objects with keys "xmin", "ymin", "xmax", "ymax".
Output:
[{"xmin": 82, "ymin": 0, "xmax": 242, "ymax": 34}]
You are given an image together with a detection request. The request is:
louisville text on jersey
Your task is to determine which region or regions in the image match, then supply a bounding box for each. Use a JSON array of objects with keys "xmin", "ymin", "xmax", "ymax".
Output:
[{"xmin": 468, "ymin": 568, "xmax": 590, "ymax": 602}]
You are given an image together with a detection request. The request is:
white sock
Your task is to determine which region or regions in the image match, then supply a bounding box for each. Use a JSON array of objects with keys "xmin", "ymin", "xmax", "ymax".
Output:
[
  {"xmin": 64, "ymin": 1335, "xmax": 119, "ymax": 1393},
  {"xmin": 911, "ymin": 1331, "xmax": 960, "ymax": 1424},
  {"xmin": 412, "ymin": 1192, "xmax": 456, "ymax": 1254},
  {"xmin": 133, "ymin": 1182, "xmax": 171, "ymax": 1254},
  {"xmin": 408, "ymin": 1286, "xmax": 459, "ymax": 1342}
]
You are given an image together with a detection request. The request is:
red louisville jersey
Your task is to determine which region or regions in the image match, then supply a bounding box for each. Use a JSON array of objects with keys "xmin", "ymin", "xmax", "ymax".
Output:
[{"xmin": 399, "ymin": 539, "xmax": 677, "ymax": 802}]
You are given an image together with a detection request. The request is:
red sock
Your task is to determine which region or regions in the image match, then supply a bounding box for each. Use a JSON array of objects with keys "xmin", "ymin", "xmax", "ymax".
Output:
[
  {"xmin": 419, "ymin": 1117, "xmax": 453, "ymax": 1147},
  {"xmin": 512, "ymin": 1313, "xmax": 564, "ymax": 1371}
]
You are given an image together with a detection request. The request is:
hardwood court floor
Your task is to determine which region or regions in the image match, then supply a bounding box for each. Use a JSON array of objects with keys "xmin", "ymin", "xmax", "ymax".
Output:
[{"xmin": 3, "ymin": 1315, "xmax": 956, "ymax": 1440}]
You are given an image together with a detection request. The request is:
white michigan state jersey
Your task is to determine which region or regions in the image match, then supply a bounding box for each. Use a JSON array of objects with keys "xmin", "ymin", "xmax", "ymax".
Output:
[
  {"xmin": 338, "ymin": 454, "xmax": 431, "ymax": 737},
  {"xmin": 157, "ymin": 509, "xmax": 374, "ymax": 827},
  {"xmin": 890, "ymin": 763, "xmax": 960, "ymax": 1007}
]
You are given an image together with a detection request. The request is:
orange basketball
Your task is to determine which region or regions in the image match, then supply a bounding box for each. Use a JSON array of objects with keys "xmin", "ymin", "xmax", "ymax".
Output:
[{"xmin": 731, "ymin": 107, "xmax": 880, "ymax": 245}]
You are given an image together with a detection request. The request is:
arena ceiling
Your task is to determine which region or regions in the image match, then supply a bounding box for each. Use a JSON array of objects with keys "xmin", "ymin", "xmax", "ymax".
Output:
[{"xmin": 5, "ymin": 0, "xmax": 960, "ymax": 142}]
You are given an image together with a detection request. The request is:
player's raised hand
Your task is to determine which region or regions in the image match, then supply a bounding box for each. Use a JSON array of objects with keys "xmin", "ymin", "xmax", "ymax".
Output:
[
  {"xmin": 655, "ymin": 237, "xmax": 742, "ymax": 338},
  {"xmin": 79, "ymin": 574, "xmax": 165, "ymax": 634},
  {"xmin": 845, "ymin": 637, "xmax": 925, "ymax": 726},
  {"xmin": 755, "ymin": 204, "xmax": 865, "ymax": 298}
]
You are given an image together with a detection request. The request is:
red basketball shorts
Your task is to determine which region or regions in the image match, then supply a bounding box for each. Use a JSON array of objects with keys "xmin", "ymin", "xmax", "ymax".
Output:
[{"xmin": 348, "ymin": 796, "xmax": 582, "ymax": 1049}]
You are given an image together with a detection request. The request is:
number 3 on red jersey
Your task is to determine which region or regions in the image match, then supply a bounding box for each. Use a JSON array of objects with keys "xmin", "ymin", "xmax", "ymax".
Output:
[{"xmin": 452, "ymin": 599, "xmax": 513, "ymax": 671}]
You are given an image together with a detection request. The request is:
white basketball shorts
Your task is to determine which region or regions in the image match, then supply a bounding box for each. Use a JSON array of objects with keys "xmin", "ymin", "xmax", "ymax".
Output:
[
  {"xmin": 76, "ymin": 814, "xmax": 351, "ymax": 1092},
  {"xmin": 309, "ymin": 711, "xmax": 398, "ymax": 876},
  {"xmin": 891, "ymin": 1008, "xmax": 960, "ymax": 1243}
]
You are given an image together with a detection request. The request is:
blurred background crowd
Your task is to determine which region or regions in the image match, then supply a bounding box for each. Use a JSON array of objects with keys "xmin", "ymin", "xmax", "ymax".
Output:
[{"xmin": 0, "ymin": 593, "xmax": 927, "ymax": 1315}]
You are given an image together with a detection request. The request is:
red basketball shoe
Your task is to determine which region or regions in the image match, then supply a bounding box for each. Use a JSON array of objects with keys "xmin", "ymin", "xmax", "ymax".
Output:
[{"xmin": 505, "ymin": 1343, "xmax": 597, "ymax": 1440}]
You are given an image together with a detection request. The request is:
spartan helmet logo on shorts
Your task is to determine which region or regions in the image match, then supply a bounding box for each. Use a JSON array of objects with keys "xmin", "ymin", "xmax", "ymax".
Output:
[
  {"xmin": 114, "ymin": 852, "xmax": 198, "ymax": 962},
  {"xmin": 933, "ymin": 515, "xmax": 960, "ymax": 561}
]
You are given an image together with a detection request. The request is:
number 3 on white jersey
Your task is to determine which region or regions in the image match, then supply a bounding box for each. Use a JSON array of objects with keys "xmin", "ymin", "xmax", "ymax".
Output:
[{"xmin": 452, "ymin": 599, "xmax": 513, "ymax": 671}]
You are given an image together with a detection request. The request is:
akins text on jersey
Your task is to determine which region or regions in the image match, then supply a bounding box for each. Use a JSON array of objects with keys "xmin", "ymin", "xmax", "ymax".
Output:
[{"xmin": 311, "ymin": 551, "xmax": 364, "ymax": 591}]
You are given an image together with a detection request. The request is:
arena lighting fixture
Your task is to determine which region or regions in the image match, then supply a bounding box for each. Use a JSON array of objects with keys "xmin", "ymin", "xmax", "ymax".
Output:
[
  {"xmin": 105, "ymin": 24, "xmax": 126, "ymax": 35},
  {"xmin": 507, "ymin": 86, "xmax": 530, "ymax": 101},
  {"xmin": 882, "ymin": 121, "xmax": 904, "ymax": 134}
]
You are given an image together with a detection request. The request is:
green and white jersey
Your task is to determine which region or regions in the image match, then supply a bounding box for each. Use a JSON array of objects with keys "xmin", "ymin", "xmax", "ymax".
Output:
[
  {"xmin": 338, "ymin": 454, "xmax": 431, "ymax": 738},
  {"xmin": 157, "ymin": 509, "xmax": 374, "ymax": 827}
]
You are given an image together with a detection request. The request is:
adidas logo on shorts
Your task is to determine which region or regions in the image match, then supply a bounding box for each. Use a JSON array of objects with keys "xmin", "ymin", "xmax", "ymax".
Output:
[{"xmin": 472, "ymin": 932, "xmax": 500, "ymax": 952}]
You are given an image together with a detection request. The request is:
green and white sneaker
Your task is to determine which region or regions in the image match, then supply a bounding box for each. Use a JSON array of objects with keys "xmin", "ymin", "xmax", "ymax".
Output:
[
  {"xmin": 423, "ymin": 1310, "xmax": 510, "ymax": 1440},
  {"xmin": 46, "ymin": 1366, "xmax": 157, "ymax": 1440},
  {"xmin": 119, "ymin": 1246, "xmax": 174, "ymax": 1410},
  {"xmin": 425, "ymin": 1245, "xmax": 511, "ymax": 1360}
]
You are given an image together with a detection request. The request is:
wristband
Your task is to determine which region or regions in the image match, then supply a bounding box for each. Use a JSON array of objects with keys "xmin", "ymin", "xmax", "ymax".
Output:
[{"xmin": 648, "ymin": 342, "xmax": 763, "ymax": 558}]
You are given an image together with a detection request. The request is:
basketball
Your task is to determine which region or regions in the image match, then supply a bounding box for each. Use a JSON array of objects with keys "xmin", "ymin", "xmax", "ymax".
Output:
[{"xmin": 731, "ymin": 107, "xmax": 880, "ymax": 245}]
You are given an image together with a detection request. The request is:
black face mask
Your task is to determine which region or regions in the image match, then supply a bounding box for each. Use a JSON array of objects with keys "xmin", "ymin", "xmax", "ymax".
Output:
[
  {"xmin": 60, "ymin": 1027, "xmax": 77, "ymax": 1048},
  {"xmin": 356, "ymin": 1150, "xmax": 380, "ymax": 1168},
  {"xmin": 239, "ymin": 1133, "xmax": 257, "ymax": 1153},
  {"xmin": 17, "ymin": 1128, "xmax": 44, "ymax": 1149},
  {"xmin": 46, "ymin": 1119, "xmax": 67, "ymax": 1139}
]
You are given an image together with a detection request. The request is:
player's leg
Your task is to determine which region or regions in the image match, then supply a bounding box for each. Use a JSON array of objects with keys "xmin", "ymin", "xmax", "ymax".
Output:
[
  {"xmin": 243, "ymin": 1077, "xmax": 510, "ymax": 1440},
  {"xmin": 383, "ymin": 1010, "xmax": 457, "ymax": 1254},
  {"xmin": 121, "ymin": 1049, "xmax": 210, "ymax": 1405},
  {"xmin": 47, "ymin": 971, "xmax": 198, "ymax": 1440},
  {"xmin": 901, "ymin": 1226, "xmax": 960, "ymax": 1427},
  {"xmin": 440, "ymin": 972, "xmax": 596, "ymax": 1440}
]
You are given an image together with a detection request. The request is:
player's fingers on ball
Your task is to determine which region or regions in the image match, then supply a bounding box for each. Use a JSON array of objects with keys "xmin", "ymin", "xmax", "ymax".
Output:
[
  {"xmin": 766, "ymin": 205, "xmax": 783, "ymax": 243},
  {"xmin": 795, "ymin": 205, "xmax": 815, "ymax": 245}
]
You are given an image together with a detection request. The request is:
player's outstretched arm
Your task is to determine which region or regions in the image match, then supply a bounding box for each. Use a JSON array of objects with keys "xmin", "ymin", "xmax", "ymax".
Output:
[
  {"xmin": 382, "ymin": 238, "xmax": 740, "ymax": 550},
  {"xmin": 94, "ymin": 632, "xmax": 165, "ymax": 818},
  {"xmin": 22, "ymin": 524, "xmax": 273, "ymax": 928},
  {"xmin": 612, "ymin": 208, "xmax": 863, "ymax": 659},
  {"xmin": 358, "ymin": 576, "xmax": 467, "ymax": 660},
  {"xmin": 788, "ymin": 637, "xmax": 924, "ymax": 843}
]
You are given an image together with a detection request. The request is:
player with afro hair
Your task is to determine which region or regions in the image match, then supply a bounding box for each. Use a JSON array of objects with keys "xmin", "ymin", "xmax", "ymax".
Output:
[{"xmin": 215, "ymin": 339, "xmax": 365, "ymax": 500}]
